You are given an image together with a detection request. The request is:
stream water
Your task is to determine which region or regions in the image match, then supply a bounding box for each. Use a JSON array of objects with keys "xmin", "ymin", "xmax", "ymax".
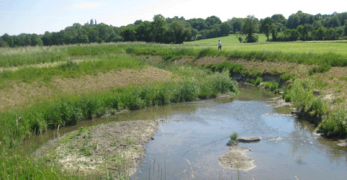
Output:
[{"xmin": 24, "ymin": 84, "xmax": 347, "ymax": 180}]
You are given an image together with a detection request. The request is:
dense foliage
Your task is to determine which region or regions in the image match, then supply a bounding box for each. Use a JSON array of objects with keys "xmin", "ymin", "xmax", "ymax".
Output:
[{"xmin": 1, "ymin": 11, "xmax": 347, "ymax": 47}]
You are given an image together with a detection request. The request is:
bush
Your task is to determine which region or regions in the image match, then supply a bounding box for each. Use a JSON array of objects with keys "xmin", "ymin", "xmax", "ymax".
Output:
[{"xmin": 318, "ymin": 107, "xmax": 347, "ymax": 137}]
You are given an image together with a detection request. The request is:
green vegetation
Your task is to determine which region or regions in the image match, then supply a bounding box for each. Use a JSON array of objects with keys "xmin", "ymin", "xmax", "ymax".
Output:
[
  {"xmin": 309, "ymin": 64, "xmax": 331, "ymax": 75},
  {"xmin": 283, "ymin": 78, "xmax": 328, "ymax": 122},
  {"xmin": 229, "ymin": 133, "xmax": 238, "ymax": 143},
  {"xmin": 247, "ymin": 77, "xmax": 263, "ymax": 85},
  {"xmin": 264, "ymin": 81, "xmax": 280, "ymax": 92},
  {"xmin": 318, "ymin": 107, "xmax": 347, "ymax": 137},
  {"xmin": 0, "ymin": 68, "xmax": 237, "ymax": 150},
  {"xmin": 0, "ymin": 54, "xmax": 145, "ymax": 86}
]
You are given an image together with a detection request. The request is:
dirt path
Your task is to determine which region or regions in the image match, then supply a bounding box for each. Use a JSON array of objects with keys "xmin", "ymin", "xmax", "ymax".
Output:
[{"xmin": 35, "ymin": 120, "xmax": 158, "ymax": 177}]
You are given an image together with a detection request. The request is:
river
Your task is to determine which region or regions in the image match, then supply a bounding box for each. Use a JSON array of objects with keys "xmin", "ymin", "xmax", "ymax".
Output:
[{"xmin": 23, "ymin": 84, "xmax": 347, "ymax": 180}]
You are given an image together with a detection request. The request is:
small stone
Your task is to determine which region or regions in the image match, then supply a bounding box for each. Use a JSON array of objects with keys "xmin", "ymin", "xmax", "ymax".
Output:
[{"xmin": 151, "ymin": 137, "xmax": 154, "ymax": 140}]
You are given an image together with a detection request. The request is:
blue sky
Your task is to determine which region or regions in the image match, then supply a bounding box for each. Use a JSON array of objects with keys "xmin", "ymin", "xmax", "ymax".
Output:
[{"xmin": 1, "ymin": 0, "xmax": 346, "ymax": 35}]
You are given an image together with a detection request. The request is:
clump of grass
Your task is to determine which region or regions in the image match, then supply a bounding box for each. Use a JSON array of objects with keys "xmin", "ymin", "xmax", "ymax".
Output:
[
  {"xmin": 247, "ymin": 77, "xmax": 263, "ymax": 85},
  {"xmin": 228, "ymin": 133, "xmax": 238, "ymax": 145},
  {"xmin": 309, "ymin": 64, "xmax": 331, "ymax": 75},
  {"xmin": 280, "ymin": 73, "xmax": 295, "ymax": 82},
  {"xmin": 263, "ymin": 81, "xmax": 281, "ymax": 93},
  {"xmin": 230, "ymin": 133, "xmax": 238, "ymax": 142},
  {"xmin": 284, "ymin": 78, "xmax": 328, "ymax": 119},
  {"xmin": 318, "ymin": 107, "xmax": 347, "ymax": 137}
]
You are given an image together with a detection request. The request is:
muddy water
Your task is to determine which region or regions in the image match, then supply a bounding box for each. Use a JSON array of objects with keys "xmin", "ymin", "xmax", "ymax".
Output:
[{"xmin": 23, "ymin": 84, "xmax": 347, "ymax": 180}]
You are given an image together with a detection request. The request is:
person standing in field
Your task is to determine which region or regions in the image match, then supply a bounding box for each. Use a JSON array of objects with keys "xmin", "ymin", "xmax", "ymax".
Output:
[{"xmin": 218, "ymin": 40, "xmax": 222, "ymax": 50}]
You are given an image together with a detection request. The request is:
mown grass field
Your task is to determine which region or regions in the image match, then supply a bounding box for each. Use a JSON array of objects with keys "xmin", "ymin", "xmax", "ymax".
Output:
[{"xmin": 185, "ymin": 34, "xmax": 347, "ymax": 55}]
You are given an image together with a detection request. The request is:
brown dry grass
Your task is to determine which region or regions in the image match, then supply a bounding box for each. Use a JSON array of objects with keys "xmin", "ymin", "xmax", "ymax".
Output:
[{"xmin": 0, "ymin": 66, "xmax": 172, "ymax": 110}]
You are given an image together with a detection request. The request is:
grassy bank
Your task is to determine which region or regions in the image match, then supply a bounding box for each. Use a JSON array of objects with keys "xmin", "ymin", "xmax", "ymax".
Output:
[
  {"xmin": 0, "ymin": 54, "xmax": 145, "ymax": 88},
  {"xmin": 1, "ymin": 42, "xmax": 347, "ymax": 69},
  {"xmin": 0, "ymin": 66, "xmax": 237, "ymax": 149}
]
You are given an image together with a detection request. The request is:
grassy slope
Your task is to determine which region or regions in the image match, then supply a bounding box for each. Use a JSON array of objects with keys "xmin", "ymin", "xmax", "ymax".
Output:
[{"xmin": 185, "ymin": 34, "xmax": 347, "ymax": 55}]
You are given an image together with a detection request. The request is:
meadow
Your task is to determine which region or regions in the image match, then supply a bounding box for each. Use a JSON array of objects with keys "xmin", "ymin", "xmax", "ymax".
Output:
[
  {"xmin": 185, "ymin": 34, "xmax": 347, "ymax": 55},
  {"xmin": 1, "ymin": 36, "xmax": 347, "ymax": 179}
]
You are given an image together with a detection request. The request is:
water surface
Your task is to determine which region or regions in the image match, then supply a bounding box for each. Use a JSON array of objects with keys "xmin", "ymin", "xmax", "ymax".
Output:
[{"xmin": 23, "ymin": 84, "xmax": 347, "ymax": 180}]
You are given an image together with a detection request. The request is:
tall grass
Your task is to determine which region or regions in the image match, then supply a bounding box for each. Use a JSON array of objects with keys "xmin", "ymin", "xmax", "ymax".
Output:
[
  {"xmin": 0, "ymin": 46, "xmax": 68, "ymax": 67},
  {"xmin": 318, "ymin": 106, "xmax": 347, "ymax": 137},
  {"xmin": 0, "ymin": 71, "xmax": 237, "ymax": 150},
  {"xmin": 283, "ymin": 78, "xmax": 328, "ymax": 121},
  {"xmin": 2, "ymin": 43, "xmax": 347, "ymax": 68},
  {"xmin": 0, "ymin": 54, "xmax": 145, "ymax": 87}
]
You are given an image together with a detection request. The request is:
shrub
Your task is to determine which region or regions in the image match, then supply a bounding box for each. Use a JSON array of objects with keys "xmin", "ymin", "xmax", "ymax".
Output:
[{"xmin": 318, "ymin": 107, "xmax": 347, "ymax": 137}]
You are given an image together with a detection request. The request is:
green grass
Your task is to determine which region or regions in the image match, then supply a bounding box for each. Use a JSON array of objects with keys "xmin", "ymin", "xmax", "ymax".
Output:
[
  {"xmin": 247, "ymin": 77, "xmax": 263, "ymax": 85},
  {"xmin": 185, "ymin": 34, "xmax": 268, "ymax": 46},
  {"xmin": 0, "ymin": 54, "xmax": 145, "ymax": 88},
  {"xmin": 229, "ymin": 133, "xmax": 238, "ymax": 142},
  {"xmin": 0, "ymin": 68, "xmax": 238, "ymax": 150},
  {"xmin": 2, "ymin": 41, "xmax": 347, "ymax": 70},
  {"xmin": 186, "ymin": 36, "xmax": 347, "ymax": 55},
  {"xmin": 309, "ymin": 64, "xmax": 331, "ymax": 75}
]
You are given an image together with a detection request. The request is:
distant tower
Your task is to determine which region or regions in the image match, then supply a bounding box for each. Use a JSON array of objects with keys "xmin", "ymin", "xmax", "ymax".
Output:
[
  {"xmin": 90, "ymin": 19, "xmax": 94, "ymax": 25},
  {"xmin": 95, "ymin": 19, "xmax": 97, "ymax": 25}
]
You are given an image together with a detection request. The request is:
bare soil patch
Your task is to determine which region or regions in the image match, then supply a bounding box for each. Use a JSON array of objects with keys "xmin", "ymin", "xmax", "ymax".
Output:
[{"xmin": 37, "ymin": 120, "xmax": 158, "ymax": 177}]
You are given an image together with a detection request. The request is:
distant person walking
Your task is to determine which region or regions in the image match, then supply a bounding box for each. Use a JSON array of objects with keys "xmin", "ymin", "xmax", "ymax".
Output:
[{"xmin": 218, "ymin": 40, "xmax": 222, "ymax": 50}]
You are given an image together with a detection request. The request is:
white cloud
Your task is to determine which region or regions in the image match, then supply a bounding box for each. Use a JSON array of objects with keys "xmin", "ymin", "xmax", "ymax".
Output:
[{"xmin": 75, "ymin": 2, "xmax": 104, "ymax": 10}]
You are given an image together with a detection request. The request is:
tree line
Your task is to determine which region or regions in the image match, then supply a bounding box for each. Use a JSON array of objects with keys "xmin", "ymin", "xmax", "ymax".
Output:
[{"xmin": 1, "ymin": 11, "xmax": 347, "ymax": 47}]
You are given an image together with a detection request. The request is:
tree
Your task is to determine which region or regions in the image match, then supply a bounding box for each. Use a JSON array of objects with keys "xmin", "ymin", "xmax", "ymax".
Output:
[
  {"xmin": 219, "ymin": 22, "xmax": 231, "ymax": 36},
  {"xmin": 205, "ymin": 16, "xmax": 222, "ymax": 27},
  {"xmin": 271, "ymin": 23, "xmax": 278, "ymax": 41},
  {"xmin": 42, "ymin": 31, "xmax": 52, "ymax": 46},
  {"xmin": 286, "ymin": 14, "xmax": 300, "ymax": 29},
  {"xmin": 227, "ymin": 18, "xmax": 243, "ymax": 33},
  {"xmin": 297, "ymin": 24, "xmax": 313, "ymax": 41},
  {"xmin": 187, "ymin": 18, "xmax": 207, "ymax": 31},
  {"xmin": 119, "ymin": 26, "xmax": 136, "ymax": 41},
  {"xmin": 90, "ymin": 19, "xmax": 94, "ymax": 25},
  {"xmin": 78, "ymin": 34, "xmax": 89, "ymax": 43},
  {"xmin": 271, "ymin": 14, "xmax": 287, "ymax": 25},
  {"xmin": 328, "ymin": 16, "xmax": 340, "ymax": 28},
  {"xmin": 260, "ymin": 17, "xmax": 274, "ymax": 41},
  {"xmin": 1, "ymin": 33, "xmax": 14, "ymax": 47},
  {"xmin": 186, "ymin": 28, "xmax": 198, "ymax": 41},
  {"xmin": 345, "ymin": 20, "xmax": 347, "ymax": 36},
  {"xmin": 242, "ymin": 15, "xmax": 259, "ymax": 43},
  {"xmin": 30, "ymin": 34, "xmax": 43, "ymax": 46},
  {"xmin": 0, "ymin": 37, "xmax": 9, "ymax": 47},
  {"xmin": 134, "ymin": 20, "xmax": 143, "ymax": 26},
  {"xmin": 169, "ymin": 21, "xmax": 191, "ymax": 43},
  {"xmin": 151, "ymin": 14, "xmax": 167, "ymax": 43},
  {"xmin": 325, "ymin": 28, "xmax": 339, "ymax": 40},
  {"xmin": 136, "ymin": 21, "xmax": 153, "ymax": 42},
  {"xmin": 316, "ymin": 27, "xmax": 326, "ymax": 40}
]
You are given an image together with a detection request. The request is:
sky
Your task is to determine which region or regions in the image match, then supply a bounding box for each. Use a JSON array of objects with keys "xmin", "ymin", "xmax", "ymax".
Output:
[{"xmin": 1, "ymin": 0, "xmax": 347, "ymax": 36}]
